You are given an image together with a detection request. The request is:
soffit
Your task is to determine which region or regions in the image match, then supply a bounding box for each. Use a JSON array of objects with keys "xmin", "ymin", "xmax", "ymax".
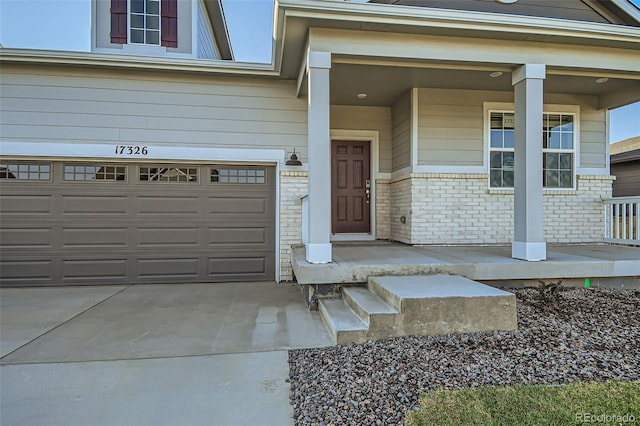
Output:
[{"xmin": 329, "ymin": 62, "xmax": 640, "ymax": 106}]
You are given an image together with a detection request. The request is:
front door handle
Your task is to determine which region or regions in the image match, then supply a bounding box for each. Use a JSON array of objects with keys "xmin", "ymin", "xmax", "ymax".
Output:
[{"xmin": 365, "ymin": 188, "xmax": 370, "ymax": 204}]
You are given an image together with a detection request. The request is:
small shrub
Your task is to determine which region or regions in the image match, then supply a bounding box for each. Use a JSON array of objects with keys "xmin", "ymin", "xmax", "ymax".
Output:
[{"xmin": 533, "ymin": 279, "xmax": 564, "ymax": 314}]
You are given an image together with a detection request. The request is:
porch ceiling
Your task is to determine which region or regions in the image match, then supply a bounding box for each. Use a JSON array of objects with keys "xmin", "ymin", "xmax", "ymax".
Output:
[{"xmin": 329, "ymin": 62, "xmax": 640, "ymax": 107}]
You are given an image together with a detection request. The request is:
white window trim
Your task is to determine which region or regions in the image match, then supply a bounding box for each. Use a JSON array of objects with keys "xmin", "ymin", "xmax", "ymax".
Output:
[
  {"xmin": 483, "ymin": 102, "xmax": 581, "ymax": 191},
  {"xmin": 128, "ymin": 0, "xmax": 161, "ymax": 46}
]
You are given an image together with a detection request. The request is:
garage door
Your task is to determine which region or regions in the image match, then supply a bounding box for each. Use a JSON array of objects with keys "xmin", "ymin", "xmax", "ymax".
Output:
[{"xmin": 0, "ymin": 161, "xmax": 276, "ymax": 286}]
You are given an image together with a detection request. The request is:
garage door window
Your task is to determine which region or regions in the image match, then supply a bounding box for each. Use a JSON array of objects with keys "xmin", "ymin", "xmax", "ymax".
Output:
[
  {"xmin": 64, "ymin": 165, "xmax": 126, "ymax": 181},
  {"xmin": 210, "ymin": 168, "xmax": 266, "ymax": 184},
  {"xmin": 0, "ymin": 163, "xmax": 51, "ymax": 180},
  {"xmin": 139, "ymin": 166, "xmax": 198, "ymax": 182}
]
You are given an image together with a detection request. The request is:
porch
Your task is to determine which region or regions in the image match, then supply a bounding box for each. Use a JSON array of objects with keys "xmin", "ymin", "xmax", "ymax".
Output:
[{"xmin": 291, "ymin": 243, "xmax": 640, "ymax": 286}]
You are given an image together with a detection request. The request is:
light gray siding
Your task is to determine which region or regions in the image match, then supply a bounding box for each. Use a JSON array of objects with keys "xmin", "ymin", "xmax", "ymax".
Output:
[
  {"xmin": 416, "ymin": 89, "xmax": 607, "ymax": 170},
  {"xmin": 197, "ymin": 0, "xmax": 219, "ymax": 59},
  {"xmin": 546, "ymin": 93, "xmax": 606, "ymax": 170},
  {"xmin": 0, "ymin": 65, "xmax": 308, "ymax": 158},
  {"xmin": 417, "ymin": 88, "xmax": 509, "ymax": 166},
  {"xmin": 330, "ymin": 106, "xmax": 392, "ymax": 173},
  {"xmin": 391, "ymin": 91, "xmax": 412, "ymax": 171},
  {"xmin": 575, "ymin": 102, "xmax": 607, "ymax": 169}
]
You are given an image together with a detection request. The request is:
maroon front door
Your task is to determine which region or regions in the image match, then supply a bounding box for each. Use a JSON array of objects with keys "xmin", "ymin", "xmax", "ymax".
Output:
[{"xmin": 331, "ymin": 140, "xmax": 371, "ymax": 234}]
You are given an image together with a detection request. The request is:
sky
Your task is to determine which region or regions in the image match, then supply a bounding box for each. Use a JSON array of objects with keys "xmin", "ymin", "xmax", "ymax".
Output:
[{"xmin": 0, "ymin": 0, "xmax": 638, "ymax": 142}]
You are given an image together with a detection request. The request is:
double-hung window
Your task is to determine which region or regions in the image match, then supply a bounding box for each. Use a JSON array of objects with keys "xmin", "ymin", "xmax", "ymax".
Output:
[
  {"xmin": 110, "ymin": 0, "xmax": 177, "ymax": 47},
  {"xmin": 489, "ymin": 110, "xmax": 576, "ymax": 189},
  {"xmin": 130, "ymin": 0, "xmax": 160, "ymax": 45}
]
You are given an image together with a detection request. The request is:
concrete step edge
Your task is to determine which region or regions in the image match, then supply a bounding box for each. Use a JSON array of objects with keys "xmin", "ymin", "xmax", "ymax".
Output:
[
  {"xmin": 318, "ymin": 298, "xmax": 368, "ymax": 340},
  {"xmin": 367, "ymin": 276, "xmax": 403, "ymax": 311},
  {"xmin": 342, "ymin": 287, "xmax": 399, "ymax": 325}
]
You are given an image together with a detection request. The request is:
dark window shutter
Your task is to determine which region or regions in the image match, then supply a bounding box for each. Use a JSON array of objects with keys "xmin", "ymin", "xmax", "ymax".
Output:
[
  {"xmin": 161, "ymin": 0, "xmax": 178, "ymax": 48},
  {"xmin": 110, "ymin": 0, "xmax": 127, "ymax": 44}
]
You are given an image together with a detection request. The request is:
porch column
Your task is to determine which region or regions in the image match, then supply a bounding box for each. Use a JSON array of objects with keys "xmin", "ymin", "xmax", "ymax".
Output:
[
  {"xmin": 512, "ymin": 64, "xmax": 547, "ymax": 261},
  {"xmin": 306, "ymin": 50, "xmax": 332, "ymax": 263}
]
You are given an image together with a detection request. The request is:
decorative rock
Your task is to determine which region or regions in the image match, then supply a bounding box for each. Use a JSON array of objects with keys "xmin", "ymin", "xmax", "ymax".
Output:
[{"xmin": 289, "ymin": 288, "xmax": 640, "ymax": 425}]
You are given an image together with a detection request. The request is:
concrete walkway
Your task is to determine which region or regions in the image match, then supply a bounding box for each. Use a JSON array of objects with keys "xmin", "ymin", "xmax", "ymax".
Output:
[{"xmin": 1, "ymin": 282, "xmax": 332, "ymax": 426}]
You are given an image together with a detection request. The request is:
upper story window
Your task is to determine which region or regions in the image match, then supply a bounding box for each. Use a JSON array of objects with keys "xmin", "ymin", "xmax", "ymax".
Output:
[
  {"xmin": 489, "ymin": 111, "xmax": 576, "ymax": 190},
  {"xmin": 110, "ymin": 0, "xmax": 177, "ymax": 48},
  {"xmin": 130, "ymin": 0, "xmax": 160, "ymax": 45}
]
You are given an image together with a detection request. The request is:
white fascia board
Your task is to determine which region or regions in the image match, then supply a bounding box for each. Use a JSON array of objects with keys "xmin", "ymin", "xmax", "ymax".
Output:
[
  {"xmin": 0, "ymin": 48, "xmax": 278, "ymax": 77},
  {"xmin": 279, "ymin": 0, "xmax": 640, "ymax": 45},
  {"xmin": 0, "ymin": 142, "xmax": 286, "ymax": 165},
  {"xmin": 612, "ymin": 0, "xmax": 640, "ymax": 23}
]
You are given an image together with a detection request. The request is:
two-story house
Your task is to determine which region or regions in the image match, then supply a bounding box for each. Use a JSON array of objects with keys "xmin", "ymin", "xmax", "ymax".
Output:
[{"xmin": 1, "ymin": 0, "xmax": 639, "ymax": 287}]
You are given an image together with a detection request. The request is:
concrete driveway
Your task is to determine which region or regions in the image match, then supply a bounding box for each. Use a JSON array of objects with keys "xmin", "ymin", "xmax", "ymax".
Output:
[{"xmin": 1, "ymin": 282, "xmax": 332, "ymax": 426}]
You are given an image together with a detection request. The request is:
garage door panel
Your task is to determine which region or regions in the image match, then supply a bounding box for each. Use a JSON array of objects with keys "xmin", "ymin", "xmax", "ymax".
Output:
[
  {"xmin": 136, "ymin": 258, "xmax": 199, "ymax": 278},
  {"xmin": 0, "ymin": 260, "xmax": 53, "ymax": 281},
  {"xmin": 137, "ymin": 227, "xmax": 201, "ymax": 247},
  {"xmin": 0, "ymin": 228, "xmax": 52, "ymax": 248},
  {"xmin": 62, "ymin": 227, "xmax": 129, "ymax": 248},
  {"xmin": 137, "ymin": 196, "xmax": 201, "ymax": 215},
  {"xmin": 0, "ymin": 195, "xmax": 52, "ymax": 214},
  {"xmin": 62, "ymin": 259, "xmax": 128, "ymax": 279},
  {"xmin": 208, "ymin": 256, "xmax": 266, "ymax": 275},
  {"xmin": 208, "ymin": 197, "xmax": 267, "ymax": 215},
  {"xmin": 208, "ymin": 227, "xmax": 269, "ymax": 246},
  {"xmin": 61, "ymin": 195, "xmax": 128, "ymax": 215}
]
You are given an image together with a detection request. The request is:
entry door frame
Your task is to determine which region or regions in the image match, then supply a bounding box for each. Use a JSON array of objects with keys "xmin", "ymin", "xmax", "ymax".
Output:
[{"xmin": 330, "ymin": 129, "xmax": 379, "ymax": 242}]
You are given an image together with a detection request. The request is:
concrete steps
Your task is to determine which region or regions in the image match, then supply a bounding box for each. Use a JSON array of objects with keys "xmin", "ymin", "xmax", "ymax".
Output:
[
  {"xmin": 318, "ymin": 298, "xmax": 368, "ymax": 344},
  {"xmin": 319, "ymin": 274, "xmax": 517, "ymax": 345}
]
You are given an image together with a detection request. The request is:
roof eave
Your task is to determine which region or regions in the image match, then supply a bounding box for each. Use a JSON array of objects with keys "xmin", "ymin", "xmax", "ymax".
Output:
[
  {"xmin": 203, "ymin": 0, "xmax": 234, "ymax": 60},
  {"xmin": 276, "ymin": 0, "xmax": 640, "ymax": 46},
  {"xmin": 0, "ymin": 48, "xmax": 278, "ymax": 76}
]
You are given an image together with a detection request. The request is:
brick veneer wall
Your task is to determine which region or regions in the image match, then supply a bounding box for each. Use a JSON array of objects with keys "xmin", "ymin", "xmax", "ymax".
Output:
[
  {"xmin": 279, "ymin": 173, "xmax": 394, "ymax": 281},
  {"xmin": 280, "ymin": 170, "xmax": 308, "ymax": 281},
  {"xmin": 376, "ymin": 179, "xmax": 391, "ymax": 240},
  {"xmin": 389, "ymin": 173, "xmax": 613, "ymax": 244},
  {"xmin": 390, "ymin": 177, "xmax": 413, "ymax": 243}
]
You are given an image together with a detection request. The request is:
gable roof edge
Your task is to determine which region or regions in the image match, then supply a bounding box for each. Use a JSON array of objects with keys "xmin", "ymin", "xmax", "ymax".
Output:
[
  {"xmin": 203, "ymin": 0, "xmax": 234, "ymax": 60},
  {"xmin": 277, "ymin": 0, "xmax": 640, "ymax": 46}
]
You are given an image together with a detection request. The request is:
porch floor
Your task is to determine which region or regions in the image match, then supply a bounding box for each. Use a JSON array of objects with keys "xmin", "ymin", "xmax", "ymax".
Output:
[{"xmin": 291, "ymin": 243, "xmax": 640, "ymax": 286}]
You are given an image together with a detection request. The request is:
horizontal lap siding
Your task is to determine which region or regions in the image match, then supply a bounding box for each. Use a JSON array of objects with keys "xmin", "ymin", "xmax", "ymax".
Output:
[
  {"xmin": 391, "ymin": 91, "xmax": 411, "ymax": 171},
  {"xmin": 577, "ymin": 105, "xmax": 607, "ymax": 169},
  {"xmin": 0, "ymin": 65, "xmax": 308, "ymax": 157},
  {"xmin": 612, "ymin": 161, "xmax": 640, "ymax": 197},
  {"xmin": 416, "ymin": 89, "xmax": 606, "ymax": 170},
  {"xmin": 417, "ymin": 88, "xmax": 508, "ymax": 166},
  {"xmin": 330, "ymin": 105, "xmax": 392, "ymax": 173}
]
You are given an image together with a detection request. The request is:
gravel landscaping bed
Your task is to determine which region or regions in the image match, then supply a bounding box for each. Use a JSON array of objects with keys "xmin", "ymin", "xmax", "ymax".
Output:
[{"xmin": 288, "ymin": 287, "xmax": 640, "ymax": 425}]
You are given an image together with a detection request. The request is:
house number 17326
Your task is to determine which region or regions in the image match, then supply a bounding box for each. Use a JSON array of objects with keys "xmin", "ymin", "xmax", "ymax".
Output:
[{"xmin": 115, "ymin": 145, "xmax": 148, "ymax": 155}]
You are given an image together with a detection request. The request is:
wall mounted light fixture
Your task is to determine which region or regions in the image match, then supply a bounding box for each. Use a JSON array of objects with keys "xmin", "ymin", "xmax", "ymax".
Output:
[{"xmin": 286, "ymin": 149, "xmax": 303, "ymax": 166}]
